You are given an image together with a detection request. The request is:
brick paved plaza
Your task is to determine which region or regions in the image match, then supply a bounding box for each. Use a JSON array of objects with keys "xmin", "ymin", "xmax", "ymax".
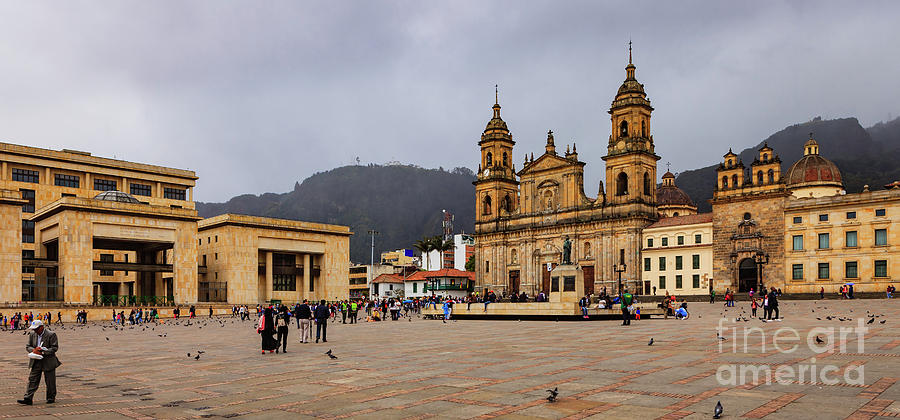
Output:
[{"xmin": 2, "ymin": 299, "xmax": 900, "ymax": 419}]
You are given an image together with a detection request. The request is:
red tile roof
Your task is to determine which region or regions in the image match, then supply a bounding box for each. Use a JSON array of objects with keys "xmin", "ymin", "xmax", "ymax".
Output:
[
  {"xmin": 646, "ymin": 212, "xmax": 713, "ymax": 229},
  {"xmin": 371, "ymin": 273, "xmax": 405, "ymax": 284},
  {"xmin": 404, "ymin": 268, "xmax": 475, "ymax": 282}
]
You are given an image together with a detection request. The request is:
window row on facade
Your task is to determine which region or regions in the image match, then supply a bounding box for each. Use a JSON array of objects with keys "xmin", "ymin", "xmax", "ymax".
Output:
[
  {"xmin": 644, "ymin": 254, "xmax": 702, "ymax": 271},
  {"xmin": 791, "ymin": 229, "xmax": 888, "ymax": 250},
  {"xmin": 657, "ymin": 274, "xmax": 703, "ymax": 289},
  {"xmin": 8, "ymin": 166, "xmax": 188, "ymax": 200},
  {"xmin": 792, "ymin": 208, "xmax": 888, "ymax": 224},
  {"xmin": 646, "ymin": 234, "xmax": 703, "ymax": 248},
  {"xmin": 791, "ymin": 260, "xmax": 889, "ymax": 280}
]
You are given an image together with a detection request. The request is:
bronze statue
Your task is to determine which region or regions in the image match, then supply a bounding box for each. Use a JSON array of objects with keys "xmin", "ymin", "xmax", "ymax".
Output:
[{"xmin": 562, "ymin": 236, "xmax": 571, "ymax": 265}]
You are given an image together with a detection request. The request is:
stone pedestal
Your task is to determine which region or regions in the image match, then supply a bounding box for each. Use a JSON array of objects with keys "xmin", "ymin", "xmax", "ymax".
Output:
[{"xmin": 549, "ymin": 264, "xmax": 583, "ymax": 303}]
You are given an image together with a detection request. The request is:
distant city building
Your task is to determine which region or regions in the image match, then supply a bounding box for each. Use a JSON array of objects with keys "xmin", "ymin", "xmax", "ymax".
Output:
[
  {"xmin": 370, "ymin": 273, "xmax": 405, "ymax": 299},
  {"xmin": 348, "ymin": 263, "xmax": 395, "ymax": 298},
  {"xmin": 405, "ymin": 268, "xmax": 474, "ymax": 299},
  {"xmin": 421, "ymin": 233, "xmax": 475, "ymax": 271},
  {"xmin": 381, "ymin": 248, "xmax": 416, "ymax": 266}
]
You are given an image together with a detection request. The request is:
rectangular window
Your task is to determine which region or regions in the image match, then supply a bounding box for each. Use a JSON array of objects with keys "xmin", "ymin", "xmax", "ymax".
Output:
[
  {"xmin": 647, "ymin": 238, "xmax": 653, "ymax": 247},
  {"xmin": 818, "ymin": 263, "xmax": 829, "ymax": 279},
  {"xmin": 644, "ymin": 257, "xmax": 651, "ymax": 271},
  {"xmin": 692, "ymin": 274, "xmax": 700, "ymax": 288},
  {"xmin": 793, "ymin": 216, "xmax": 802, "ymax": 224},
  {"xmin": 875, "ymin": 229, "xmax": 887, "ymax": 246},
  {"xmin": 164, "ymin": 187, "xmax": 187, "ymax": 200},
  {"xmin": 875, "ymin": 260, "xmax": 888, "ymax": 278},
  {"xmin": 413, "ymin": 282, "xmax": 417, "ymax": 293},
  {"xmin": 619, "ymin": 249, "xmax": 625, "ymax": 264},
  {"xmin": 675, "ymin": 256, "xmax": 683, "ymax": 270},
  {"xmin": 12, "ymin": 168, "xmax": 39, "ymax": 183},
  {"xmin": 100, "ymin": 254, "xmax": 114, "ymax": 276},
  {"xmin": 22, "ymin": 220, "xmax": 34, "ymax": 243},
  {"xmin": 818, "ymin": 233, "xmax": 830, "ymax": 249},
  {"xmin": 54, "ymin": 174, "xmax": 80, "ymax": 188},
  {"xmin": 658, "ymin": 276, "xmax": 666, "ymax": 289},
  {"xmin": 692, "ymin": 254, "xmax": 700, "ymax": 269},
  {"xmin": 485, "ymin": 261, "xmax": 489, "ymax": 273},
  {"xmin": 875, "ymin": 209, "xmax": 886, "ymax": 217},
  {"xmin": 677, "ymin": 236, "xmax": 684, "ymax": 245},
  {"xmin": 845, "ymin": 231, "xmax": 857, "ymax": 247},
  {"xmin": 792, "ymin": 264, "xmax": 803, "ymax": 280},
  {"xmin": 845, "ymin": 261, "xmax": 858, "ymax": 279},
  {"xmin": 846, "ymin": 211, "xmax": 856, "ymax": 220},
  {"xmin": 20, "ymin": 189, "xmax": 35, "ymax": 213},
  {"xmin": 792, "ymin": 235, "xmax": 804, "ymax": 250},
  {"xmin": 272, "ymin": 274, "xmax": 296, "ymax": 291},
  {"xmin": 130, "ymin": 183, "xmax": 152, "ymax": 197},
  {"xmin": 819, "ymin": 214, "xmax": 829, "ymax": 222},
  {"xmin": 675, "ymin": 275, "xmax": 683, "ymax": 289},
  {"xmin": 661, "ymin": 237, "xmax": 668, "ymax": 247},
  {"xmin": 658, "ymin": 257, "xmax": 666, "ymax": 271},
  {"xmin": 202, "ymin": 255, "xmax": 207, "ymax": 266},
  {"xmin": 94, "ymin": 179, "xmax": 117, "ymax": 191},
  {"xmin": 22, "ymin": 250, "xmax": 35, "ymax": 274},
  {"xmin": 694, "ymin": 234, "xmax": 702, "ymax": 244}
]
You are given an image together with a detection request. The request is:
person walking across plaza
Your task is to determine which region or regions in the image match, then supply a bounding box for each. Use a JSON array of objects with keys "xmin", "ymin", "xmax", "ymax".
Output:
[
  {"xmin": 297, "ymin": 300, "xmax": 312, "ymax": 343},
  {"xmin": 257, "ymin": 307, "xmax": 277, "ymax": 354},
  {"xmin": 349, "ymin": 300, "xmax": 358, "ymax": 324},
  {"xmin": 275, "ymin": 306, "xmax": 290, "ymax": 353},
  {"xmin": 620, "ymin": 289, "xmax": 634, "ymax": 326},
  {"xmin": 314, "ymin": 299, "xmax": 329, "ymax": 343},
  {"xmin": 766, "ymin": 288, "xmax": 779, "ymax": 320},
  {"xmin": 18, "ymin": 320, "xmax": 60, "ymax": 405}
]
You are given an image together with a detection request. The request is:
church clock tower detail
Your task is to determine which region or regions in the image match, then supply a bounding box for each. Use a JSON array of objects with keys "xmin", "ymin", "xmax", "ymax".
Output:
[
  {"xmin": 602, "ymin": 43, "xmax": 659, "ymax": 213},
  {"xmin": 475, "ymin": 87, "xmax": 519, "ymax": 224}
]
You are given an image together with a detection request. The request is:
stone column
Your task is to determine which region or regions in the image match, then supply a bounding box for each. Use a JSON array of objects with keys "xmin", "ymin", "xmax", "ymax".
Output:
[
  {"xmin": 173, "ymin": 223, "xmax": 198, "ymax": 304},
  {"xmin": 0, "ymin": 199, "xmax": 22, "ymax": 303},
  {"xmin": 57, "ymin": 213, "xmax": 94, "ymax": 305},
  {"xmin": 265, "ymin": 251, "xmax": 273, "ymax": 303},
  {"xmin": 1, "ymin": 161, "xmax": 7, "ymax": 180},
  {"xmin": 303, "ymin": 254, "xmax": 312, "ymax": 301}
]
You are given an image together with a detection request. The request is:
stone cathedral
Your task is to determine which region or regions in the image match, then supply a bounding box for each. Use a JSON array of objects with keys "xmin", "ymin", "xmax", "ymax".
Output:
[{"xmin": 474, "ymin": 51, "xmax": 670, "ymax": 297}]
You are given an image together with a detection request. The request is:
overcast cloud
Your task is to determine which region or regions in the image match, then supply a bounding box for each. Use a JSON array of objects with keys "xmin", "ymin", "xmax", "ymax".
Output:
[{"xmin": 1, "ymin": 1, "xmax": 898, "ymax": 201}]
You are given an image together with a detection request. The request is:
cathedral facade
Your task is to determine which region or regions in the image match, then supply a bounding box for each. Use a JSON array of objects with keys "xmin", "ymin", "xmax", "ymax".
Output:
[{"xmin": 473, "ymin": 54, "xmax": 662, "ymax": 297}]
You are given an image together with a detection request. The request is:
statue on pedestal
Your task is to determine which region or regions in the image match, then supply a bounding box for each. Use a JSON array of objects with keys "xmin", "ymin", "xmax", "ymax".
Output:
[{"xmin": 562, "ymin": 236, "xmax": 572, "ymax": 265}]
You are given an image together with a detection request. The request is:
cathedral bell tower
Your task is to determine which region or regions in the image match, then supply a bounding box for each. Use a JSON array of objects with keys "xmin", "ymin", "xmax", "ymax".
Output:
[
  {"xmin": 602, "ymin": 44, "xmax": 659, "ymax": 214},
  {"xmin": 474, "ymin": 88, "xmax": 519, "ymax": 230}
]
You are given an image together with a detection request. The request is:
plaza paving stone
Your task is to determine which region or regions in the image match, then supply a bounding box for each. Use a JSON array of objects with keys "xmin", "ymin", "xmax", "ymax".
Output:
[{"xmin": 1, "ymin": 299, "xmax": 899, "ymax": 419}]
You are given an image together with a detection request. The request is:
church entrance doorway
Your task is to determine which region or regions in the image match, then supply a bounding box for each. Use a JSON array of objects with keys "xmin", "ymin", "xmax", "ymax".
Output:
[
  {"xmin": 541, "ymin": 263, "xmax": 557, "ymax": 295},
  {"xmin": 582, "ymin": 266, "xmax": 594, "ymax": 296},
  {"xmin": 508, "ymin": 270, "xmax": 520, "ymax": 295},
  {"xmin": 738, "ymin": 258, "xmax": 757, "ymax": 293}
]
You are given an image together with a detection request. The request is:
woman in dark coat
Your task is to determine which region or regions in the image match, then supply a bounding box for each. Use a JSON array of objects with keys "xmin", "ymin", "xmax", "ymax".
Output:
[{"xmin": 258, "ymin": 307, "xmax": 277, "ymax": 354}]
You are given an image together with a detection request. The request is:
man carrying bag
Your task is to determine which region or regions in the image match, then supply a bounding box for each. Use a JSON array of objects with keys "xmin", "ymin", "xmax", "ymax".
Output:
[{"xmin": 18, "ymin": 320, "xmax": 60, "ymax": 405}]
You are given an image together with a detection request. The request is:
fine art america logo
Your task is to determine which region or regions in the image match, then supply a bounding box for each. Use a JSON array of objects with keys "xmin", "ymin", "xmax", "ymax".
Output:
[{"xmin": 715, "ymin": 318, "xmax": 867, "ymax": 386}]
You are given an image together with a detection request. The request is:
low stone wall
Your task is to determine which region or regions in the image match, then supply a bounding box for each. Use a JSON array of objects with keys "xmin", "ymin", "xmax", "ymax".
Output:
[
  {"xmin": 422, "ymin": 302, "xmax": 663, "ymax": 318},
  {"xmin": 0, "ymin": 304, "xmax": 237, "ymax": 323}
]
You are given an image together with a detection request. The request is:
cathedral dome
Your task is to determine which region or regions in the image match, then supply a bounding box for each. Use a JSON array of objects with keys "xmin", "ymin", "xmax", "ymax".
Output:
[
  {"xmin": 657, "ymin": 172, "xmax": 694, "ymax": 207},
  {"xmin": 785, "ymin": 138, "xmax": 842, "ymax": 189}
]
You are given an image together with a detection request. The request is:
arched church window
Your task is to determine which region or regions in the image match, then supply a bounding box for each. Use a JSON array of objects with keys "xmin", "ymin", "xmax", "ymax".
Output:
[
  {"xmin": 485, "ymin": 152, "xmax": 492, "ymax": 167},
  {"xmin": 743, "ymin": 212, "xmax": 751, "ymax": 221},
  {"xmin": 643, "ymin": 172, "xmax": 651, "ymax": 195},
  {"xmin": 722, "ymin": 176, "xmax": 728, "ymax": 188},
  {"xmin": 673, "ymin": 212, "xmax": 680, "ymax": 217},
  {"xmin": 502, "ymin": 194, "xmax": 513, "ymax": 213},
  {"xmin": 757, "ymin": 171, "xmax": 763, "ymax": 184},
  {"xmin": 620, "ymin": 120, "xmax": 628, "ymax": 138},
  {"xmin": 767, "ymin": 169, "xmax": 775, "ymax": 183},
  {"xmin": 543, "ymin": 190, "xmax": 553, "ymax": 210},
  {"xmin": 616, "ymin": 172, "xmax": 629, "ymax": 196},
  {"xmin": 502, "ymin": 152, "xmax": 508, "ymax": 167},
  {"xmin": 641, "ymin": 120, "xmax": 646, "ymax": 137},
  {"xmin": 731, "ymin": 174, "xmax": 738, "ymax": 187},
  {"xmin": 482, "ymin": 195, "xmax": 492, "ymax": 215},
  {"xmin": 763, "ymin": 153, "xmax": 769, "ymax": 162}
]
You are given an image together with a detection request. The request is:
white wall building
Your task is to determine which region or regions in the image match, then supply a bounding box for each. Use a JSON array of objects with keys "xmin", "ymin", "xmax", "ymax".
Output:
[
  {"xmin": 641, "ymin": 213, "xmax": 714, "ymax": 296},
  {"xmin": 421, "ymin": 234, "xmax": 475, "ymax": 271}
]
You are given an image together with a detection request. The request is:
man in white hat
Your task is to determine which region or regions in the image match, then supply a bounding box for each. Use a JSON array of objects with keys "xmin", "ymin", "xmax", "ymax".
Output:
[{"xmin": 17, "ymin": 319, "xmax": 60, "ymax": 405}]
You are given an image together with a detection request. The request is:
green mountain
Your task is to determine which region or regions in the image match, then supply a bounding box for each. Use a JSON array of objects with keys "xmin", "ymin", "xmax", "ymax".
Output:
[
  {"xmin": 197, "ymin": 165, "xmax": 476, "ymax": 263},
  {"xmin": 676, "ymin": 117, "xmax": 900, "ymax": 212}
]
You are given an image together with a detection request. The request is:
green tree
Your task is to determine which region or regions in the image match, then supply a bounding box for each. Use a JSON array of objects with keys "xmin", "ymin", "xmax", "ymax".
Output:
[{"xmin": 465, "ymin": 253, "xmax": 475, "ymax": 272}]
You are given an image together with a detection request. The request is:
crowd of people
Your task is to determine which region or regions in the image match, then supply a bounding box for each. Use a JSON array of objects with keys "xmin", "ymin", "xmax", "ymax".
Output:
[{"xmin": 1, "ymin": 311, "xmax": 62, "ymax": 330}]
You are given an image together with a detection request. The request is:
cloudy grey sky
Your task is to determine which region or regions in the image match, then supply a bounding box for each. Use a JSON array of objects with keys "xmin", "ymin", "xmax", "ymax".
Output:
[{"xmin": 1, "ymin": 1, "xmax": 898, "ymax": 201}]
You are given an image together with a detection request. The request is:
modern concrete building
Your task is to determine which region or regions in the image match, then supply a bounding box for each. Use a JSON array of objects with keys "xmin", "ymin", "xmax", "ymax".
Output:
[
  {"xmin": 0, "ymin": 142, "xmax": 350, "ymax": 306},
  {"xmin": 348, "ymin": 263, "xmax": 395, "ymax": 298},
  {"xmin": 421, "ymin": 233, "xmax": 475, "ymax": 271}
]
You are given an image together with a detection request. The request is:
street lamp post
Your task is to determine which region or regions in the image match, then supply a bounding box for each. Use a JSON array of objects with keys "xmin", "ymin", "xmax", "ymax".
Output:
[
  {"xmin": 613, "ymin": 263, "xmax": 627, "ymax": 295},
  {"xmin": 753, "ymin": 251, "xmax": 769, "ymax": 293}
]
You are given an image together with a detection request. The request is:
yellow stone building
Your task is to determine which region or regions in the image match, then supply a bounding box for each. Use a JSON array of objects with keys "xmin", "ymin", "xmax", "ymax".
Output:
[
  {"xmin": 712, "ymin": 137, "xmax": 899, "ymax": 294},
  {"xmin": 475, "ymin": 50, "xmax": 661, "ymax": 296},
  {"xmin": 0, "ymin": 142, "xmax": 350, "ymax": 305},
  {"xmin": 641, "ymin": 213, "xmax": 713, "ymax": 296}
]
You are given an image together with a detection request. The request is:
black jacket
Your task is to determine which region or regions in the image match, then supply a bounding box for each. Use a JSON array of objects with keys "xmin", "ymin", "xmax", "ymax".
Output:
[
  {"xmin": 313, "ymin": 305, "xmax": 330, "ymax": 321},
  {"xmin": 767, "ymin": 292, "xmax": 778, "ymax": 307},
  {"xmin": 297, "ymin": 304, "xmax": 312, "ymax": 319}
]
